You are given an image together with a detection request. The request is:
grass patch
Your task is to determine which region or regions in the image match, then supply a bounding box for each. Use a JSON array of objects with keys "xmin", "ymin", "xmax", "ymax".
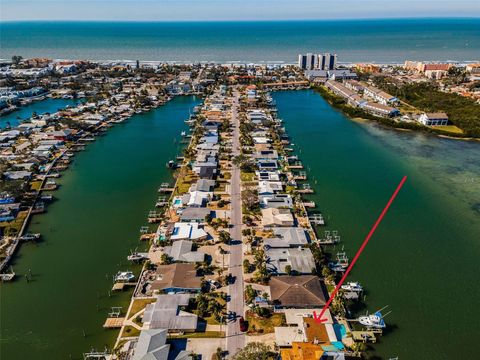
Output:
[
  {"xmin": 30, "ymin": 181, "xmax": 42, "ymax": 191},
  {"xmin": 241, "ymin": 171, "xmax": 255, "ymax": 182},
  {"xmin": 168, "ymin": 331, "xmax": 225, "ymax": 339},
  {"xmin": 435, "ymin": 125, "xmax": 464, "ymax": 134},
  {"xmin": 245, "ymin": 311, "xmax": 286, "ymax": 335},
  {"xmin": 128, "ymin": 298, "xmax": 156, "ymax": 318},
  {"xmin": 120, "ymin": 325, "xmax": 141, "ymax": 338}
]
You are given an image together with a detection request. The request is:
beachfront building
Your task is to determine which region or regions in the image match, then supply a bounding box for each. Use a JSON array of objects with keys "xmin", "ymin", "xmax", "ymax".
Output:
[
  {"xmin": 360, "ymin": 102, "xmax": 400, "ymax": 117},
  {"xmin": 418, "ymin": 112, "xmax": 449, "ymax": 126},
  {"xmin": 298, "ymin": 53, "xmax": 337, "ymax": 70}
]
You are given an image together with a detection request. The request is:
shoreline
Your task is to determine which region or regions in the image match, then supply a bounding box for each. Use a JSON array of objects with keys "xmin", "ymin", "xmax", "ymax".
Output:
[{"xmin": 311, "ymin": 85, "xmax": 480, "ymax": 142}]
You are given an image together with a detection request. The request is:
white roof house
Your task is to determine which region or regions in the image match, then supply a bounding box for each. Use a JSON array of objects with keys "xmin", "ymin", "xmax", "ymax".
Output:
[
  {"xmin": 170, "ymin": 222, "xmax": 208, "ymax": 241},
  {"xmin": 143, "ymin": 294, "xmax": 198, "ymax": 332}
]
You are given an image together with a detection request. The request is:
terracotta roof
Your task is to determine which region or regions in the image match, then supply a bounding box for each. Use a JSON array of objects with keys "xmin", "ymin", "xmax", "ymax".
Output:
[
  {"xmin": 269, "ymin": 275, "xmax": 328, "ymax": 307},
  {"xmin": 151, "ymin": 263, "xmax": 201, "ymax": 291}
]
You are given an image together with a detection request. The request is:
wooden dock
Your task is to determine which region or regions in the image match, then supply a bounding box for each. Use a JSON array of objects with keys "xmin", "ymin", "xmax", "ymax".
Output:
[
  {"xmin": 112, "ymin": 282, "xmax": 137, "ymax": 291},
  {"xmin": 103, "ymin": 317, "xmax": 125, "ymax": 328}
]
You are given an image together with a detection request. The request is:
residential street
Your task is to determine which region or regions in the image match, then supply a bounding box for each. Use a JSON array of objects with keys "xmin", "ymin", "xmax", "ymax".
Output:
[{"xmin": 226, "ymin": 90, "xmax": 246, "ymax": 357}]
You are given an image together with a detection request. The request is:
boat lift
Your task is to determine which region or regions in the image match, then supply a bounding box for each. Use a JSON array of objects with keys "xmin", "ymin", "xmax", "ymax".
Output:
[
  {"xmin": 83, "ymin": 348, "xmax": 111, "ymax": 360},
  {"xmin": 309, "ymin": 213, "xmax": 325, "ymax": 226},
  {"xmin": 318, "ymin": 230, "xmax": 340, "ymax": 245}
]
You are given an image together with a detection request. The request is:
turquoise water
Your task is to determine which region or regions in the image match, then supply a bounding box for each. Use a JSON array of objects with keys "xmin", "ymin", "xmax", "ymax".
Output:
[
  {"xmin": 0, "ymin": 98, "xmax": 80, "ymax": 129},
  {"xmin": 1, "ymin": 19, "xmax": 479, "ymax": 62},
  {"xmin": 0, "ymin": 96, "xmax": 201, "ymax": 360},
  {"xmin": 273, "ymin": 90, "xmax": 480, "ymax": 359}
]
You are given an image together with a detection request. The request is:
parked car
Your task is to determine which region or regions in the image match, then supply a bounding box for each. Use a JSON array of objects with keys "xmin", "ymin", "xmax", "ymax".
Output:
[{"xmin": 239, "ymin": 316, "xmax": 247, "ymax": 332}]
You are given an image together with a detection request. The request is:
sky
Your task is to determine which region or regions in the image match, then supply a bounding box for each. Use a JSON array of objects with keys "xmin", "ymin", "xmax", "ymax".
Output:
[{"xmin": 1, "ymin": 0, "xmax": 480, "ymax": 21}]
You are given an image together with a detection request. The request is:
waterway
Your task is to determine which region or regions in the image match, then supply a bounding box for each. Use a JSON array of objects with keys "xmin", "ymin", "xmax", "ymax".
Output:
[
  {"xmin": 0, "ymin": 95, "xmax": 201, "ymax": 359},
  {"xmin": 273, "ymin": 90, "xmax": 480, "ymax": 360},
  {"xmin": 0, "ymin": 97, "xmax": 80, "ymax": 129}
]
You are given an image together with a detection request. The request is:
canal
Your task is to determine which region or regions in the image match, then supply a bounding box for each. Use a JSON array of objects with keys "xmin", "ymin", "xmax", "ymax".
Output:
[
  {"xmin": 0, "ymin": 95, "xmax": 201, "ymax": 359},
  {"xmin": 0, "ymin": 98, "xmax": 80, "ymax": 129},
  {"xmin": 273, "ymin": 90, "xmax": 480, "ymax": 360}
]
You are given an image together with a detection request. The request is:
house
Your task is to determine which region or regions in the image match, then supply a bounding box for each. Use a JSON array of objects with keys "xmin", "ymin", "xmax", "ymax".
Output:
[
  {"xmin": 132, "ymin": 329, "xmax": 170, "ymax": 360},
  {"xmin": 260, "ymin": 194, "xmax": 293, "ymax": 209},
  {"xmin": 269, "ymin": 276, "xmax": 328, "ymax": 308},
  {"xmin": 150, "ymin": 263, "xmax": 202, "ymax": 294},
  {"xmin": 360, "ymin": 102, "xmax": 399, "ymax": 117},
  {"xmin": 418, "ymin": 112, "xmax": 449, "ymax": 126},
  {"xmin": 180, "ymin": 207, "xmax": 212, "ymax": 223},
  {"xmin": 170, "ymin": 222, "xmax": 208, "ymax": 241},
  {"xmin": 261, "ymin": 208, "xmax": 295, "ymax": 227},
  {"xmin": 256, "ymin": 170, "xmax": 281, "ymax": 181},
  {"xmin": 258, "ymin": 180, "xmax": 284, "ymax": 195},
  {"xmin": 264, "ymin": 227, "xmax": 310, "ymax": 248},
  {"xmin": 266, "ymin": 248, "xmax": 316, "ymax": 274},
  {"xmin": 163, "ymin": 240, "xmax": 205, "ymax": 263},
  {"xmin": 363, "ymin": 85, "xmax": 398, "ymax": 105},
  {"xmin": 3, "ymin": 171, "xmax": 32, "ymax": 180},
  {"xmin": 254, "ymin": 149, "xmax": 278, "ymax": 161},
  {"xmin": 257, "ymin": 160, "xmax": 278, "ymax": 170},
  {"xmin": 184, "ymin": 191, "xmax": 211, "ymax": 207},
  {"xmin": 193, "ymin": 179, "xmax": 216, "ymax": 192},
  {"xmin": 142, "ymin": 294, "xmax": 198, "ymax": 332}
]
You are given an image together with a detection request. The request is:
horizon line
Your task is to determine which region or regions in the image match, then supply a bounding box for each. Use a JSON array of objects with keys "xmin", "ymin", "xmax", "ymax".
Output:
[{"xmin": 2, "ymin": 16, "xmax": 480, "ymax": 23}]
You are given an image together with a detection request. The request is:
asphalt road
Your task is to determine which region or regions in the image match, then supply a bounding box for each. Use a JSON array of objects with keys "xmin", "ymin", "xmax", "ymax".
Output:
[{"xmin": 226, "ymin": 90, "xmax": 246, "ymax": 357}]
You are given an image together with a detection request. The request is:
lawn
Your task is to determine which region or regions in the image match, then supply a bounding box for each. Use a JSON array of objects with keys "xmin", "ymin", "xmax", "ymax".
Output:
[
  {"xmin": 30, "ymin": 180, "xmax": 43, "ymax": 191},
  {"xmin": 240, "ymin": 171, "xmax": 255, "ymax": 182},
  {"xmin": 435, "ymin": 125, "xmax": 464, "ymax": 134},
  {"xmin": 245, "ymin": 311, "xmax": 286, "ymax": 334},
  {"xmin": 120, "ymin": 325, "xmax": 141, "ymax": 338},
  {"xmin": 127, "ymin": 298, "xmax": 157, "ymax": 318}
]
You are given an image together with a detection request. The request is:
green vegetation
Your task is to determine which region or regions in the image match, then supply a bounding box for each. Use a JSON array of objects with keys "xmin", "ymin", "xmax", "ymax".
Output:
[
  {"xmin": 168, "ymin": 331, "xmax": 225, "ymax": 339},
  {"xmin": 313, "ymin": 85, "xmax": 478, "ymax": 138},
  {"xmin": 371, "ymin": 78, "xmax": 480, "ymax": 137}
]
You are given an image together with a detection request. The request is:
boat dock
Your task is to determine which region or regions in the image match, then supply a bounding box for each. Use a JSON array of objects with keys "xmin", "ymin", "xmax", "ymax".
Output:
[{"xmin": 112, "ymin": 282, "xmax": 137, "ymax": 291}]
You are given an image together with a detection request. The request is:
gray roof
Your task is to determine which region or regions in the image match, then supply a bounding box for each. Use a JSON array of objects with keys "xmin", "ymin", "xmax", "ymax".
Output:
[
  {"xmin": 264, "ymin": 227, "xmax": 310, "ymax": 248},
  {"xmin": 196, "ymin": 179, "xmax": 216, "ymax": 192},
  {"xmin": 180, "ymin": 207, "xmax": 211, "ymax": 222},
  {"xmin": 133, "ymin": 329, "xmax": 170, "ymax": 360},
  {"xmin": 143, "ymin": 294, "xmax": 197, "ymax": 331},
  {"xmin": 163, "ymin": 240, "xmax": 205, "ymax": 263},
  {"xmin": 266, "ymin": 248, "xmax": 316, "ymax": 274}
]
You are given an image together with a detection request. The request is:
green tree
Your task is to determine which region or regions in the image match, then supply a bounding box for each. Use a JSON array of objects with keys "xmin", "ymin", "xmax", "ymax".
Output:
[{"xmin": 11, "ymin": 55, "xmax": 23, "ymax": 66}]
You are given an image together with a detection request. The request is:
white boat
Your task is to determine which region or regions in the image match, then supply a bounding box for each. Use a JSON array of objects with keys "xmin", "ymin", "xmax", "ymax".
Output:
[
  {"xmin": 341, "ymin": 282, "xmax": 363, "ymax": 293},
  {"xmin": 127, "ymin": 252, "xmax": 148, "ymax": 262},
  {"xmin": 114, "ymin": 271, "xmax": 135, "ymax": 282},
  {"xmin": 358, "ymin": 307, "xmax": 390, "ymax": 329},
  {"xmin": 181, "ymin": 131, "xmax": 187, "ymax": 136}
]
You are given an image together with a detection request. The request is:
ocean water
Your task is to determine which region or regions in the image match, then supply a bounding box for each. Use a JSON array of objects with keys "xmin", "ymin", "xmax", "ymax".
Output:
[{"xmin": 1, "ymin": 19, "xmax": 479, "ymax": 63}]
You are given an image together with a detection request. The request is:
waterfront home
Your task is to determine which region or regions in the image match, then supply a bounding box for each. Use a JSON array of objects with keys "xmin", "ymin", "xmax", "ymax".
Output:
[
  {"xmin": 150, "ymin": 263, "xmax": 201, "ymax": 294},
  {"xmin": 343, "ymin": 79, "xmax": 365, "ymax": 92},
  {"xmin": 163, "ymin": 240, "xmax": 205, "ymax": 263},
  {"xmin": 254, "ymin": 149, "xmax": 279, "ymax": 161},
  {"xmin": 256, "ymin": 170, "xmax": 281, "ymax": 181},
  {"xmin": 170, "ymin": 222, "xmax": 208, "ymax": 241},
  {"xmin": 180, "ymin": 207, "xmax": 212, "ymax": 223},
  {"xmin": 360, "ymin": 102, "xmax": 400, "ymax": 118},
  {"xmin": 257, "ymin": 160, "xmax": 279, "ymax": 171},
  {"xmin": 418, "ymin": 112, "xmax": 449, "ymax": 126},
  {"xmin": 269, "ymin": 275, "xmax": 328, "ymax": 308},
  {"xmin": 261, "ymin": 208, "xmax": 295, "ymax": 227},
  {"xmin": 263, "ymin": 227, "xmax": 310, "ymax": 248},
  {"xmin": 265, "ymin": 248, "xmax": 316, "ymax": 274},
  {"xmin": 183, "ymin": 190, "xmax": 211, "ymax": 207},
  {"xmin": 260, "ymin": 194, "xmax": 293, "ymax": 208},
  {"xmin": 363, "ymin": 85, "xmax": 398, "ymax": 105},
  {"xmin": 131, "ymin": 329, "xmax": 170, "ymax": 360},
  {"xmin": 258, "ymin": 180, "xmax": 284, "ymax": 195},
  {"xmin": 3, "ymin": 170, "xmax": 32, "ymax": 180},
  {"xmin": 142, "ymin": 294, "xmax": 198, "ymax": 332},
  {"xmin": 192, "ymin": 179, "xmax": 216, "ymax": 192}
]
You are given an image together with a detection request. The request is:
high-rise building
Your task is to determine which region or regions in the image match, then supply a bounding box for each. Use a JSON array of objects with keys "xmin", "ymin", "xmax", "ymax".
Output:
[
  {"xmin": 298, "ymin": 53, "xmax": 318, "ymax": 70},
  {"xmin": 298, "ymin": 52, "xmax": 337, "ymax": 70}
]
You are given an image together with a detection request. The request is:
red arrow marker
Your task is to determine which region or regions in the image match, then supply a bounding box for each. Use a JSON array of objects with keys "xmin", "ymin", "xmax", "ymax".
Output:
[{"xmin": 314, "ymin": 176, "xmax": 407, "ymax": 323}]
